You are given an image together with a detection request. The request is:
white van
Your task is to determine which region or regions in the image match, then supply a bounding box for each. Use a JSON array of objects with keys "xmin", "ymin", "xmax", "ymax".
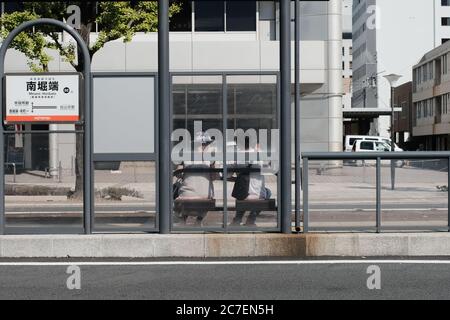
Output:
[
  {"xmin": 351, "ymin": 140, "xmax": 405, "ymax": 167},
  {"xmin": 344, "ymin": 135, "xmax": 403, "ymax": 152}
]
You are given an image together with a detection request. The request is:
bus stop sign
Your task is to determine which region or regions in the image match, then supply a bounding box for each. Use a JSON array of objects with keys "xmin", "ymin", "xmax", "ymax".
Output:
[{"xmin": 4, "ymin": 73, "xmax": 81, "ymax": 124}]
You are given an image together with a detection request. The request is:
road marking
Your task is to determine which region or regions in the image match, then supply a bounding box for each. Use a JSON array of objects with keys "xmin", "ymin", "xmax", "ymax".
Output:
[{"xmin": 0, "ymin": 260, "xmax": 450, "ymax": 266}]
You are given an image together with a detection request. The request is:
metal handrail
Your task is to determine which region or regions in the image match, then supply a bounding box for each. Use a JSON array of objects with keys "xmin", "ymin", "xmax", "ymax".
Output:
[
  {"xmin": 299, "ymin": 152, "xmax": 450, "ymax": 234},
  {"xmin": 302, "ymin": 151, "xmax": 450, "ymax": 160}
]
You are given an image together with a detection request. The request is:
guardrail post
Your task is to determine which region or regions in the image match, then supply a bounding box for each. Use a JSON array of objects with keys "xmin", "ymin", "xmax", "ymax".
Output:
[
  {"xmin": 303, "ymin": 157, "xmax": 309, "ymax": 233},
  {"xmin": 376, "ymin": 157, "xmax": 381, "ymax": 233},
  {"xmin": 390, "ymin": 159, "xmax": 396, "ymax": 190}
]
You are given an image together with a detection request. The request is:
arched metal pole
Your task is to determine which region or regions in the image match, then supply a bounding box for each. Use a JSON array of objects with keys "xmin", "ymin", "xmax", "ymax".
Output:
[{"xmin": 0, "ymin": 18, "xmax": 92, "ymax": 234}]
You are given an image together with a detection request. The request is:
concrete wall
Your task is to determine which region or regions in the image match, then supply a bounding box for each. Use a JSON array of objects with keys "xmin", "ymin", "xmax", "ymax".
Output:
[{"xmin": 1, "ymin": 233, "xmax": 450, "ymax": 257}]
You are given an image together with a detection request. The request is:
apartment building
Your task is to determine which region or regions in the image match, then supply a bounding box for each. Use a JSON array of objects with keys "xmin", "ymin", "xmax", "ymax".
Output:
[
  {"xmin": 412, "ymin": 41, "xmax": 450, "ymax": 151},
  {"xmin": 351, "ymin": 0, "xmax": 450, "ymax": 137}
]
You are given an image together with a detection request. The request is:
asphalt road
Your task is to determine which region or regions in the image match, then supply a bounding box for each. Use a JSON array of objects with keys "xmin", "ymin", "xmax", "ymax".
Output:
[{"xmin": 0, "ymin": 259, "xmax": 449, "ymax": 300}]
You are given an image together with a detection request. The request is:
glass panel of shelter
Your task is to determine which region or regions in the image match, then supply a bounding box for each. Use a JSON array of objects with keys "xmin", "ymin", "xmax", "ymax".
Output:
[
  {"xmin": 171, "ymin": 74, "xmax": 279, "ymax": 231},
  {"xmin": 172, "ymin": 75, "xmax": 225, "ymax": 230},
  {"xmin": 226, "ymin": 75, "xmax": 279, "ymax": 230},
  {"xmin": 4, "ymin": 127, "xmax": 84, "ymax": 232}
]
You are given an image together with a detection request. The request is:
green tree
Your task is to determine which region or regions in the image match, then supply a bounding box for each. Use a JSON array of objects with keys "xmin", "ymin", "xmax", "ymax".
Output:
[{"xmin": 0, "ymin": 1, "xmax": 181, "ymax": 198}]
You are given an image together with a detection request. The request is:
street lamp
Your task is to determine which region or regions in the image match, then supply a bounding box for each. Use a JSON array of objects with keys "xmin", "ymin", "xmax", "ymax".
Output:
[
  {"xmin": 384, "ymin": 73, "xmax": 402, "ymax": 151},
  {"xmin": 383, "ymin": 73, "xmax": 402, "ymax": 191}
]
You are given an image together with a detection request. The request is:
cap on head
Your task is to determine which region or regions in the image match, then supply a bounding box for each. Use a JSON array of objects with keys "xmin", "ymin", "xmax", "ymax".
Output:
[{"xmin": 194, "ymin": 132, "xmax": 212, "ymax": 144}]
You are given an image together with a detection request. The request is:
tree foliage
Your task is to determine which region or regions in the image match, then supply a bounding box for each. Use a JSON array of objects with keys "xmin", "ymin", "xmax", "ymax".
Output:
[
  {"xmin": 0, "ymin": 1, "xmax": 182, "ymax": 197},
  {"xmin": 0, "ymin": 1, "xmax": 181, "ymax": 72}
]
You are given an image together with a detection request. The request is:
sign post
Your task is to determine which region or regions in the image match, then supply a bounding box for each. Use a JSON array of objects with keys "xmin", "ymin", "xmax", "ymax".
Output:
[{"xmin": 0, "ymin": 19, "xmax": 92, "ymax": 235}]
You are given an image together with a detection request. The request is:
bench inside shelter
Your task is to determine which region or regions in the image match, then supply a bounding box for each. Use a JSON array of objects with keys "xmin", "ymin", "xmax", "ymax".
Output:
[
  {"xmin": 235, "ymin": 199, "xmax": 276, "ymax": 212},
  {"xmin": 174, "ymin": 199, "xmax": 217, "ymax": 218}
]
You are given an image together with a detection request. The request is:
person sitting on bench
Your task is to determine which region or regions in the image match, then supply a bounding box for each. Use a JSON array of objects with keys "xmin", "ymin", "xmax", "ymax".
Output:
[
  {"xmin": 175, "ymin": 132, "xmax": 217, "ymax": 226},
  {"xmin": 230, "ymin": 142, "xmax": 271, "ymax": 227}
]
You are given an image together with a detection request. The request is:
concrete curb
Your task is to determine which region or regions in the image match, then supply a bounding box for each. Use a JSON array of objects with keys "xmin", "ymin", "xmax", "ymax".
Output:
[{"xmin": 0, "ymin": 233, "xmax": 449, "ymax": 258}]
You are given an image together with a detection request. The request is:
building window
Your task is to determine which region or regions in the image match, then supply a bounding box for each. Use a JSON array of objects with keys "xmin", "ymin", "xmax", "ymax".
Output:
[
  {"xmin": 443, "ymin": 54, "xmax": 448, "ymax": 74},
  {"xmin": 194, "ymin": 1, "xmax": 256, "ymax": 32},
  {"xmin": 442, "ymin": 94, "xmax": 449, "ymax": 114},
  {"xmin": 343, "ymin": 32, "xmax": 352, "ymax": 40},
  {"xmin": 4, "ymin": 1, "xmax": 24, "ymax": 13},
  {"xmin": 170, "ymin": 0, "xmax": 192, "ymax": 31},
  {"xmin": 447, "ymin": 94, "xmax": 450, "ymax": 114},
  {"xmin": 195, "ymin": 0, "xmax": 225, "ymax": 31},
  {"xmin": 442, "ymin": 17, "xmax": 450, "ymax": 26},
  {"xmin": 226, "ymin": 1, "xmax": 256, "ymax": 31},
  {"xmin": 429, "ymin": 61, "xmax": 434, "ymax": 79},
  {"xmin": 442, "ymin": 0, "xmax": 450, "ymax": 6}
]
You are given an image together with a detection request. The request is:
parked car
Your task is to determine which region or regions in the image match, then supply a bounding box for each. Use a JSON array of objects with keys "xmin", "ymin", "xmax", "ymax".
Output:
[
  {"xmin": 351, "ymin": 140, "xmax": 404, "ymax": 167},
  {"xmin": 344, "ymin": 135, "xmax": 403, "ymax": 152}
]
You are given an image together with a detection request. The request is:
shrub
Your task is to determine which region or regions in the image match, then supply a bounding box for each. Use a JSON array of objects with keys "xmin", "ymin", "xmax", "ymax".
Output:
[
  {"xmin": 96, "ymin": 187, "xmax": 144, "ymax": 201},
  {"xmin": 5, "ymin": 184, "xmax": 70, "ymax": 196}
]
